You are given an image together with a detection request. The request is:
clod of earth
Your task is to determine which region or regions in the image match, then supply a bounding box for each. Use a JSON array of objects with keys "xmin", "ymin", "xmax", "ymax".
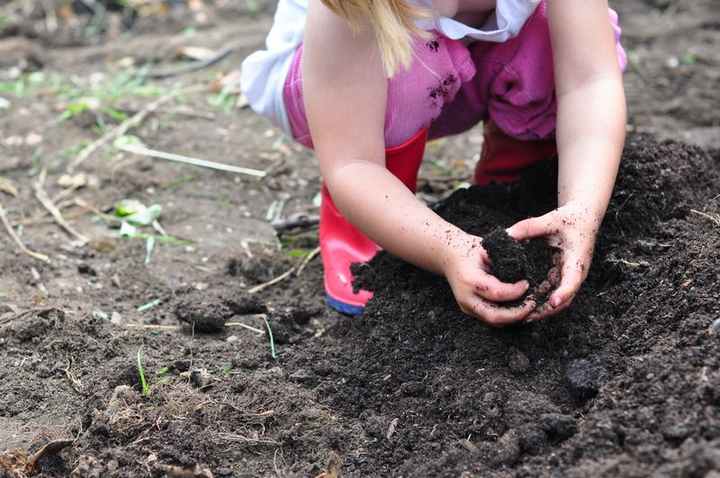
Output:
[
  {"xmin": 174, "ymin": 293, "xmax": 267, "ymax": 333},
  {"xmin": 483, "ymin": 227, "xmax": 555, "ymax": 303},
  {"xmin": 565, "ymin": 359, "xmax": 608, "ymax": 401}
]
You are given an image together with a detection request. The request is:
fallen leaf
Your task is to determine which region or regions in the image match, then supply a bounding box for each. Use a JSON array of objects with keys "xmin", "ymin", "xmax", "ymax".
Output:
[
  {"xmin": 0, "ymin": 176, "xmax": 18, "ymax": 197},
  {"xmin": 178, "ymin": 46, "xmax": 218, "ymax": 62}
]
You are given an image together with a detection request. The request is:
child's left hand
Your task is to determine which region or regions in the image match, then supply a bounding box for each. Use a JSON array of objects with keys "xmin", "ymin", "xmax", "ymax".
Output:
[{"xmin": 506, "ymin": 201, "xmax": 600, "ymax": 321}]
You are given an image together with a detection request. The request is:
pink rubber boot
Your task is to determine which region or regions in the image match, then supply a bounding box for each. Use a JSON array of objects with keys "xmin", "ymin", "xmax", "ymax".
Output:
[
  {"xmin": 321, "ymin": 128, "xmax": 428, "ymax": 315},
  {"xmin": 474, "ymin": 121, "xmax": 557, "ymax": 186}
]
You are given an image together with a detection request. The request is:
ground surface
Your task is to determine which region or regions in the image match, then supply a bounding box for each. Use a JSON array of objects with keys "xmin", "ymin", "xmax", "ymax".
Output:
[{"xmin": 0, "ymin": 0, "xmax": 719, "ymax": 477}]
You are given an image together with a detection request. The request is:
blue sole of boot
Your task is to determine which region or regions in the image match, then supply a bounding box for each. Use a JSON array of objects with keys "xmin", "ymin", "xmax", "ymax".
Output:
[{"xmin": 325, "ymin": 294, "xmax": 364, "ymax": 317}]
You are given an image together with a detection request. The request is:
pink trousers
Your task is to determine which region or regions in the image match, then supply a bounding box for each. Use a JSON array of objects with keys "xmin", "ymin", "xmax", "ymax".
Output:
[{"xmin": 283, "ymin": 2, "xmax": 627, "ymax": 149}]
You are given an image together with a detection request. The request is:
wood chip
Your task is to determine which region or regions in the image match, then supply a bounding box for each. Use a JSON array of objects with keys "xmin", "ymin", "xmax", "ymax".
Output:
[{"xmin": 0, "ymin": 176, "xmax": 18, "ymax": 197}]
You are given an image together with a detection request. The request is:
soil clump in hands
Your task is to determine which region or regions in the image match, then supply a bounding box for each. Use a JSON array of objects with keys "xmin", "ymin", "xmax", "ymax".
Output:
[{"xmin": 482, "ymin": 227, "xmax": 555, "ymax": 303}]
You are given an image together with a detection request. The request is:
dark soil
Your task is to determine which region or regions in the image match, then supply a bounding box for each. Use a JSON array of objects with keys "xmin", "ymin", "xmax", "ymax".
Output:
[{"xmin": 286, "ymin": 135, "xmax": 720, "ymax": 477}]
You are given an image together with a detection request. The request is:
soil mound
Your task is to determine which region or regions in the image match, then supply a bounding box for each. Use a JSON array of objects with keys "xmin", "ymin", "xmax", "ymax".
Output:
[{"xmin": 288, "ymin": 135, "xmax": 720, "ymax": 476}]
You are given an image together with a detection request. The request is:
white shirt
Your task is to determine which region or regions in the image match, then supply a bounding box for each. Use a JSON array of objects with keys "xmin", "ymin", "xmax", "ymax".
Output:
[{"xmin": 240, "ymin": 0, "xmax": 541, "ymax": 136}]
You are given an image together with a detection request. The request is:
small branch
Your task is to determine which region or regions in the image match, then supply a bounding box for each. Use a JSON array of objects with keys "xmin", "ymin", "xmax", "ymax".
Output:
[
  {"xmin": 67, "ymin": 85, "xmax": 206, "ymax": 172},
  {"xmin": 147, "ymin": 47, "xmax": 235, "ymax": 79},
  {"xmin": 295, "ymin": 246, "xmax": 321, "ymax": 276},
  {"xmin": 225, "ymin": 321, "xmax": 265, "ymax": 335},
  {"xmin": 62, "ymin": 357, "xmax": 84, "ymax": 394},
  {"xmin": 33, "ymin": 172, "xmax": 89, "ymax": 245},
  {"xmin": 247, "ymin": 266, "xmax": 297, "ymax": 294},
  {"xmin": 691, "ymin": 209, "xmax": 720, "ymax": 227},
  {"xmin": 271, "ymin": 215, "xmax": 319, "ymax": 232},
  {"xmin": 117, "ymin": 143, "xmax": 267, "ymax": 178},
  {"xmin": 0, "ymin": 203, "xmax": 50, "ymax": 263},
  {"xmin": 124, "ymin": 318, "xmax": 266, "ymax": 334}
]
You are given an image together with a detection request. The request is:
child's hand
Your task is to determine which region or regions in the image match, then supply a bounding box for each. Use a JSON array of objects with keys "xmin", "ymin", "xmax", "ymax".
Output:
[
  {"xmin": 507, "ymin": 201, "xmax": 599, "ymax": 320},
  {"xmin": 444, "ymin": 233, "xmax": 536, "ymax": 327}
]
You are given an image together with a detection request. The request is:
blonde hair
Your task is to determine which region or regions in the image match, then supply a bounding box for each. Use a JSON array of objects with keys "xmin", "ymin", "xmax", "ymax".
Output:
[{"xmin": 321, "ymin": 0, "xmax": 428, "ymax": 77}]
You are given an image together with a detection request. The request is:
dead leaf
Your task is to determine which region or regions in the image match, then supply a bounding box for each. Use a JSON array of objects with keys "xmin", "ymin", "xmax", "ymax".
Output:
[
  {"xmin": 28, "ymin": 439, "xmax": 73, "ymax": 470},
  {"xmin": 178, "ymin": 46, "xmax": 218, "ymax": 62},
  {"xmin": 0, "ymin": 449, "xmax": 30, "ymax": 478},
  {"xmin": 57, "ymin": 173, "xmax": 98, "ymax": 190},
  {"xmin": 0, "ymin": 176, "xmax": 18, "ymax": 197}
]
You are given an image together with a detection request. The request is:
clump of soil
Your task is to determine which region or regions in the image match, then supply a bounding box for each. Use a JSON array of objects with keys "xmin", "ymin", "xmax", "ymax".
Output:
[
  {"xmin": 174, "ymin": 291, "xmax": 266, "ymax": 333},
  {"xmin": 286, "ymin": 135, "xmax": 720, "ymax": 476},
  {"xmin": 482, "ymin": 228, "xmax": 555, "ymax": 302}
]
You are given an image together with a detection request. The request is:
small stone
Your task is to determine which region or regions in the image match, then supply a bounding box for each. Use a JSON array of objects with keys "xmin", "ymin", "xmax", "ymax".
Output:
[
  {"xmin": 173, "ymin": 360, "xmax": 191, "ymax": 372},
  {"xmin": 78, "ymin": 263, "xmax": 97, "ymax": 276},
  {"xmin": 110, "ymin": 312, "xmax": 122, "ymax": 325},
  {"xmin": 0, "ymin": 97, "xmax": 10, "ymax": 110},
  {"xmin": 92, "ymin": 310, "xmax": 108, "ymax": 321},
  {"xmin": 189, "ymin": 368, "xmax": 212, "ymax": 389},
  {"xmin": 492, "ymin": 429, "xmax": 521, "ymax": 466},
  {"xmin": 399, "ymin": 381, "xmax": 425, "ymax": 396},
  {"xmin": 508, "ymin": 348, "xmax": 530, "ymax": 374},
  {"xmin": 25, "ymin": 132, "xmax": 43, "ymax": 146},
  {"xmin": 226, "ymin": 335, "xmax": 240, "ymax": 343},
  {"xmin": 709, "ymin": 318, "xmax": 720, "ymax": 335},
  {"xmin": 565, "ymin": 359, "xmax": 607, "ymax": 401}
]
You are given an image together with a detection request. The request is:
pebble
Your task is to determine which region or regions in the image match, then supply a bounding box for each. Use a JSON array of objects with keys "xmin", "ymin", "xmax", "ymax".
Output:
[
  {"xmin": 0, "ymin": 97, "xmax": 10, "ymax": 110},
  {"xmin": 492, "ymin": 429, "xmax": 521, "ymax": 466},
  {"xmin": 189, "ymin": 368, "xmax": 212, "ymax": 389},
  {"xmin": 399, "ymin": 381, "xmax": 425, "ymax": 396},
  {"xmin": 709, "ymin": 318, "xmax": 720, "ymax": 335},
  {"xmin": 110, "ymin": 312, "xmax": 122, "ymax": 325}
]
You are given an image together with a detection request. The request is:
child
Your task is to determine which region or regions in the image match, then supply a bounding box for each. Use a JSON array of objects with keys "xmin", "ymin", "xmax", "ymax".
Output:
[{"xmin": 241, "ymin": 0, "xmax": 627, "ymax": 325}]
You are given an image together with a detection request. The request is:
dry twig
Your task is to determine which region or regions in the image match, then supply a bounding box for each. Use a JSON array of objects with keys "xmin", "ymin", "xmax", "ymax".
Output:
[
  {"xmin": 691, "ymin": 209, "xmax": 720, "ymax": 227},
  {"xmin": 271, "ymin": 215, "xmax": 319, "ymax": 232},
  {"xmin": 67, "ymin": 84, "xmax": 206, "ymax": 172},
  {"xmin": 148, "ymin": 47, "xmax": 234, "ymax": 79},
  {"xmin": 124, "ymin": 319, "xmax": 266, "ymax": 335},
  {"xmin": 247, "ymin": 247, "xmax": 321, "ymax": 294},
  {"xmin": 116, "ymin": 143, "xmax": 267, "ymax": 178},
  {"xmin": 0, "ymin": 203, "xmax": 50, "ymax": 263},
  {"xmin": 247, "ymin": 266, "xmax": 297, "ymax": 294},
  {"xmin": 62, "ymin": 357, "xmax": 83, "ymax": 394},
  {"xmin": 33, "ymin": 171, "xmax": 89, "ymax": 245},
  {"xmin": 296, "ymin": 246, "xmax": 321, "ymax": 276}
]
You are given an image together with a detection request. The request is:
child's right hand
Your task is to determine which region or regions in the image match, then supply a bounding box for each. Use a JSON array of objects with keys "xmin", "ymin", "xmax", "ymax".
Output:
[{"xmin": 443, "ymin": 232, "xmax": 536, "ymax": 327}]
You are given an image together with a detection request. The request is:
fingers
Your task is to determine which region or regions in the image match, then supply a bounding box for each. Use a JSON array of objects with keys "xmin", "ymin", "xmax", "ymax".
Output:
[
  {"xmin": 460, "ymin": 297, "xmax": 536, "ymax": 327},
  {"xmin": 474, "ymin": 273, "xmax": 529, "ymax": 302},
  {"xmin": 549, "ymin": 254, "xmax": 586, "ymax": 308},
  {"xmin": 506, "ymin": 212, "xmax": 557, "ymax": 241},
  {"xmin": 526, "ymin": 299, "xmax": 572, "ymax": 321}
]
